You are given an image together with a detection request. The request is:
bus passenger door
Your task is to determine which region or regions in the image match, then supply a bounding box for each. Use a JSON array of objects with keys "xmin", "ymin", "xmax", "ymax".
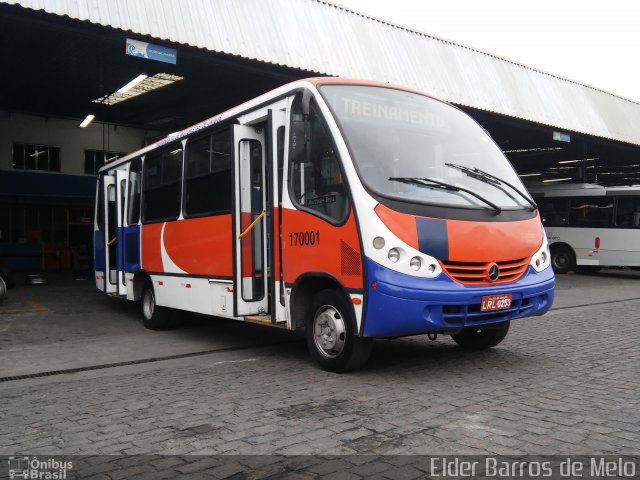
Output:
[
  {"xmin": 101, "ymin": 170, "xmax": 127, "ymax": 294},
  {"xmin": 233, "ymin": 125, "xmax": 269, "ymax": 317},
  {"xmin": 114, "ymin": 169, "xmax": 128, "ymax": 295}
]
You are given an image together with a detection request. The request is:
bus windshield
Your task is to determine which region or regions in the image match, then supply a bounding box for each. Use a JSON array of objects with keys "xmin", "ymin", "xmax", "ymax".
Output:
[{"xmin": 320, "ymin": 84, "xmax": 530, "ymax": 210}]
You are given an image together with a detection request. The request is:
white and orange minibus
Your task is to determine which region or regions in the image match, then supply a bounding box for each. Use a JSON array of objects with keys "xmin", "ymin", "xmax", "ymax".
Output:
[{"xmin": 94, "ymin": 78, "xmax": 555, "ymax": 371}]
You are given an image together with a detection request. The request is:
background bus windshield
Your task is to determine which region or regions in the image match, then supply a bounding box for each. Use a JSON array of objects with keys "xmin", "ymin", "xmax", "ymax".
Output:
[{"xmin": 320, "ymin": 85, "xmax": 530, "ymax": 210}]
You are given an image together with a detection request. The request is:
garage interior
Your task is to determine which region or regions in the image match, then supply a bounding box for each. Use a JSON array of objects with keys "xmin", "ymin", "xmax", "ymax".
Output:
[{"xmin": 1, "ymin": 2, "xmax": 639, "ymax": 271}]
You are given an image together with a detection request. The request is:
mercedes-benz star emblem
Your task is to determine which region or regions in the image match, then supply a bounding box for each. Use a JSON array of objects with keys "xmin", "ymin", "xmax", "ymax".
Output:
[{"xmin": 487, "ymin": 263, "xmax": 500, "ymax": 282}]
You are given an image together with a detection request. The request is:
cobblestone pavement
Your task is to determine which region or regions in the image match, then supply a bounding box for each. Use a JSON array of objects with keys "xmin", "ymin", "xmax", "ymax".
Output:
[{"xmin": 0, "ymin": 271, "xmax": 639, "ymax": 463}]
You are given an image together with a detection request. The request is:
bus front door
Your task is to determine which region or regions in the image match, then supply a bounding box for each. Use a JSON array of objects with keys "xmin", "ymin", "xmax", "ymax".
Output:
[
  {"xmin": 100, "ymin": 170, "xmax": 127, "ymax": 295},
  {"xmin": 233, "ymin": 125, "xmax": 269, "ymax": 317}
]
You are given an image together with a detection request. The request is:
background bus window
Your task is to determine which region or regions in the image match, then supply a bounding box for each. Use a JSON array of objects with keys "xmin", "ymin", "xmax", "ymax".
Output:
[
  {"xmin": 184, "ymin": 129, "xmax": 231, "ymax": 217},
  {"xmin": 538, "ymin": 197, "xmax": 569, "ymax": 227},
  {"xmin": 615, "ymin": 196, "xmax": 640, "ymax": 228},
  {"xmin": 568, "ymin": 197, "xmax": 613, "ymax": 228},
  {"xmin": 289, "ymin": 97, "xmax": 349, "ymax": 223},
  {"xmin": 142, "ymin": 144, "xmax": 183, "ymax": 223}
]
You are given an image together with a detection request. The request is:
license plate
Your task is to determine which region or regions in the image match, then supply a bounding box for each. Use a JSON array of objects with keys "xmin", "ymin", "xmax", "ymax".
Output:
[{"xmin": 481, "ymin": 294, "xmax": 512, "ymax": 312}]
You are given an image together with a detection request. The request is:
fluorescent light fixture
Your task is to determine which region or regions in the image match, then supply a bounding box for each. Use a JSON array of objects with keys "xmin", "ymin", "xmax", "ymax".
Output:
[
  {"xmin": 558, "ymin": 158, "xmax": 597, "ymax": 164},
  {"xmin": 117, "ymin": 74, "xmax": 148, "ymax": 93},
  {"xmin": 542, "ymin": 177, "xmax": 573, "ymax": 183},
  {"xmin": 80, "ymin": 114, "xmax": 96, "ymax": 128},
  {"xmin": 518, "ymin": 173, "xmax": 541, "ymax": 177},
  {"xmin": 93, "ymin": 73, "xmax": 183, "ymax": 106},
  {"xmin": 503, "ymin": 147, "xmax": 563, "ymax": 154}
]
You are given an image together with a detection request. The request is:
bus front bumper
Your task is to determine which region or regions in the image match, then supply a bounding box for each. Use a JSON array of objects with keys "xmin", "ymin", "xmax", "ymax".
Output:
[{"xmin": 361, "ymin": 258, "xmax": 555, "ymax": 338}]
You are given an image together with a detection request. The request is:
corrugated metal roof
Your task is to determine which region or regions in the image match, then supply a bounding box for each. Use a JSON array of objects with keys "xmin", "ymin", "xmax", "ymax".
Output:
[{"xmin": 5, "ymin": 0, "xmax": 640, "ymax": 145}]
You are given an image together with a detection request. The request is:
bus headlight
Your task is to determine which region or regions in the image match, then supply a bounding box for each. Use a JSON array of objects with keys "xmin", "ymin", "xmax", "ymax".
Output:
[
  {"xmin": 373, "ymin": 236, "xmax": 385, "ymax": 249},
  {"xmin": 530, "ymin": 241, "xmax": 551, "ymax": 272},
  {"xmin": 410, "ymin": 256, "xmax": 422, "ymax": 271},
  {"xmin": 388, "ymin": 248, "xmax": 400, "ymax": 263}
]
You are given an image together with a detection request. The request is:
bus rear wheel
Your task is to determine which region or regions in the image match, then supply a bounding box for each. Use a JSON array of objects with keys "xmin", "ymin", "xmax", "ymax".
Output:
[
  {"xmin": 141, "ymin": 281, "xmax": 172, "ymax": 330},
  {"xmin": 550, "ymin": 245, "xmax": 575, "ymax": 274},
  {"xmin": 306, "ymin": 289, "xmax": 372, "ymax": 372},
  {"xmin": 451, "ymin": 321, "xmax": 510, "ymax": 349}
]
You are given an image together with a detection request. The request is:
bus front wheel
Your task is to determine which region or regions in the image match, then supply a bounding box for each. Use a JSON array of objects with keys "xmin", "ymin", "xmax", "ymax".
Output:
[
  {"xmin": 306, "ymin": 289, "xmax": 372, "ymax": 372},
  {"xmin": 451, "ymin": 321, "xmax": 510, "ymax": 349},
  {"xmin": 551, "ymin": 245, "xmax": 575, "ymax": 274},
  {"xmin": 141, "ymin": 281, "xmax": 172, "ymax": 330}
]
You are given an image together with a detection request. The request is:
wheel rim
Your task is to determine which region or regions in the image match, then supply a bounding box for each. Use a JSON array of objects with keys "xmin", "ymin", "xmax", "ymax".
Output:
[
  {"xmin": 313, "ymin": 305, "xmax": 346, "ymax": 359},
  {"xmin": 553, "ymin": 252, "xmax": 568, "ymax": 269},
  {"xmin": 143, "ymin": 289, "xmax": 155, "ymax": 320}
]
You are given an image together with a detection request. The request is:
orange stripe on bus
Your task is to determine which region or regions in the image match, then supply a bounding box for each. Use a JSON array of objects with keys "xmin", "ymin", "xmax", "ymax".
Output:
[
  {"xmin": 447, "ymin": 215, "xmax": 542, "ymax": 262},
  {"xmin": 281, "ymin": 208, "xmax": 363, "ymax": 290}
]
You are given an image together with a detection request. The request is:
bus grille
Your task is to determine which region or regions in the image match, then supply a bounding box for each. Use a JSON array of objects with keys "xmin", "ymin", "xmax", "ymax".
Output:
[{"xmin": 440, "ymin": 258, "xmax": 529, "ymax": 285}]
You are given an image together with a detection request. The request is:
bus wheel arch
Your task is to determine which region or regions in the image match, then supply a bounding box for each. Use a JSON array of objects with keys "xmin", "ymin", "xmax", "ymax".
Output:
[
  {"xmin": 290, "ymin": 274, "xmax": 349, "ymax": 331},
  {"xmin": 132, "ymin": 272, "xmax": 150, "ymax": 302},
  {"xmin": 549, "ymin": 242, "xmax": 576, "ymax": 274},
  {"xmin": 291, "ymin": 274, "xmax": 372, "ymax": 372},
  {"xmin": 139, "ymin": 275, "xmax": 172, "ymax": 330}
]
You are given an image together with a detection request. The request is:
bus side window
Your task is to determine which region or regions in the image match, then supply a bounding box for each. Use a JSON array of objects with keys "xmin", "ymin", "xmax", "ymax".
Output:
[
  {"xmin": 615, "ymin": 196, "xmax": 640, "ymax": 228},
  {"xmin": 127, "ymin": 158, "xmax": 142, "ymax": 225},
  {"xmin": 568, "ymin": 197, "xmax": 613, "ymax": 228},
  {"xmin": 288, "ymin": 95, "xmax": 349, "ymax": 223},
  {"xmin": 96, "ymin": 175, "xmax": 104, "ymax": 230},
  {"xmin": 142, "ymin": 144, "xmax": 183, "ymax": 223},
  {"xmin": 184, "ymin": 129, "xmax": 231, "ymax": 217},
  {"xmin": 539, "ymin": 198, "xmax": 568, "ymax": 227}
]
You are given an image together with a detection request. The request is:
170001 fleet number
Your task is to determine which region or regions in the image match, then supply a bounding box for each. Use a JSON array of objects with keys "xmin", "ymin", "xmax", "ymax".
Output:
[{"xmin": 289, "ymin": 230, "xmax": 320, "ymax": 247}]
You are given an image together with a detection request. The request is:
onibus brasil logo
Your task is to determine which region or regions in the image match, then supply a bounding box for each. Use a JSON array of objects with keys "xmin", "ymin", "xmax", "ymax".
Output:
[{"xmin": 7, "ymin": 457, "xmax": 73, "ymax": 479}]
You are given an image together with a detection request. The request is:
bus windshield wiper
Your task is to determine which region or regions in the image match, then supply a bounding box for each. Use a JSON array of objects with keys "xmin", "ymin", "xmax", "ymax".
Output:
[
  {"xmin": 444, "ymin": 163, "xmax": 537, "ymax": 211},
  {"xmin": 389, "ymin": 177, "xmax": 501, "ymax": 215}
]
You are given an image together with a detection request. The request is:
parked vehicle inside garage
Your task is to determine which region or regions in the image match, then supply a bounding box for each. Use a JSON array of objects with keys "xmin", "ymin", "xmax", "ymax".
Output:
[
  {"xmin": 531, "ymin": 183, "xmax": 640, "ymax": 273},
  {"xmin": 93, "ymin": 78, "xmax": 555, "ymax": 371}
]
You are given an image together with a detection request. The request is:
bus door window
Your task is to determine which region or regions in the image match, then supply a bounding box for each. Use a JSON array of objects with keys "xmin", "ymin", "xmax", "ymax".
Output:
[
  {"xmin": 289, "ymin": 96, "xmax": 349, "ymax": 223},
  {"xmin": 239, "ymin": 139, "xmax": 265, "ymax": 302},
  {"xmin": 106, "ymin": 183, "xmax": 117, "ymax": 284},
  {"xmin": 277, "ymin": 126, "xmax": 286, "ymax": 306}
]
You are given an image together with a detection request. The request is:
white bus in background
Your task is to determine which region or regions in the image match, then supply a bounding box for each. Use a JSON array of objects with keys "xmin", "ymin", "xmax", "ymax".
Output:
[{"xmin": 529, "ymin": 183, "xmax": 640, "ymax": 273}]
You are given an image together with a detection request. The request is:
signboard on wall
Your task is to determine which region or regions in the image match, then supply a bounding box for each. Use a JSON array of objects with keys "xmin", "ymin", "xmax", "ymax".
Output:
[
  {"xmin": 126, "ymin": 38, "xmax": 177, "ymax": 65},
  {"xmin": 553, "ymin": 131, "xmax": 571, "ymax": 142}
]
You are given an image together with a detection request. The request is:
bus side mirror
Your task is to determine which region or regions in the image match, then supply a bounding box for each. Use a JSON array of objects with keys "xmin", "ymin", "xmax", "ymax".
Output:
[
  {"xmin": 290, "ymin": 116, "xmax": 305, "ymax": 164},
  {"xmin": 290, "ymin": 116, "xmax": 312, "ymax": 164}
]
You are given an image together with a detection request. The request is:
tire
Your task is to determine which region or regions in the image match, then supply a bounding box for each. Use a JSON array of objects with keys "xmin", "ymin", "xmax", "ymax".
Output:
[
  {"xmin": 306, "ymin": 289, "xmax": 372, "ymax": 372},
  {"xmin": 0, "ymin": 265, "xmax": 14, "ymax": 289},
  {"xmin": 140, "ymin": 281, "xmax": 172, "ymax": 330},
  {"xmin": 451, "ymin": 321, "xmax": 510, "ymax": 349},
  {"xmin": 550, "ymin": 245, "xmax": 575, "ymax": 274}
]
